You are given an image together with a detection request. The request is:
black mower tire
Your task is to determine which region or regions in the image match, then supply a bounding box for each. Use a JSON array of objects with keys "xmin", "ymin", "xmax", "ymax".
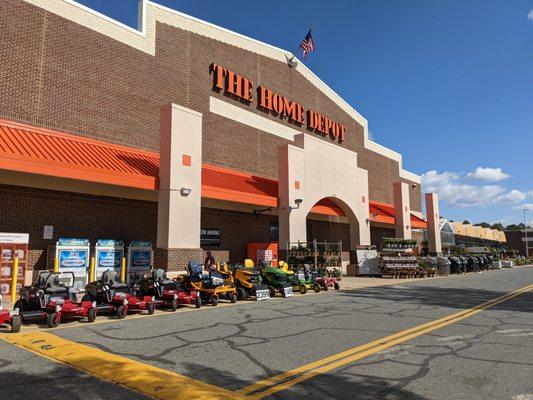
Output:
[
  {"xmin": 87, "ymin": 308, "xmax": 97, "ymax": 323},
  {"xmin": 334, "ymin": 282, "xmax": 340, "ymax": 290},
  {"xmin": 211, "ymin": 296, "xmax": 219, "ymax": 306},
  {"xmin": 195, "ymin": 297, "xmax": 202, "ymax": 309},
  {"xmin": 231, "ymin": 293, "xmax": 238, "ymax": 303},
  {"xmin": 268, "ymin": 286, "xmax": 276, "ymax": 298},
  {"xmin": 313, "ymin": 284, "xmax": 321, "ymax": 293},
  {"xmin": 116, "ymin": 305, "xmax": 127, "ymax": 319},
  {"xmin": 237, "ymin": 287, "xmax": 247, "ymax": 300},
  {"xmin": 299, "ymin": 285, "xmax": 307, "ymax": 295},
  {"xmin": 323, "ymin": 284, "xmax": 329, "ymax": 291},
  {"xmin": 46, "ymin": 312, "xmax": 60, "ymax": 328},
  {"xmin": 171, "ymin": 299, "xmax": 178, "ymax": 312},
  {"xmin": 147, "ymin": 302, "xmax": 156, "ymax": 315},
  {"xmin": 11, "ymin": 315, "xmax": 21, "ymax": 333}
]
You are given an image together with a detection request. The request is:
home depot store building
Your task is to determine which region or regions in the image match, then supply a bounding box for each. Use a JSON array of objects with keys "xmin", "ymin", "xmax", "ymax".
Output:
[{"xmin": 0, "ymin": 0, "xmax": 436, "ymax": 273}]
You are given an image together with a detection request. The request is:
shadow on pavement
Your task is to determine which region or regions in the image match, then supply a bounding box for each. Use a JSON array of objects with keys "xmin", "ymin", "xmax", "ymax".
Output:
[
  {"xmin": 180, "ymin": 362, "xmax": 428, "ymax": 399},
  {"xmin": 0, "ymin": 367, "xmax": 149, "ymax": 400},
  {"xmin": 340, "ymin": 285, "xmax": 533, "ymax": 313}
]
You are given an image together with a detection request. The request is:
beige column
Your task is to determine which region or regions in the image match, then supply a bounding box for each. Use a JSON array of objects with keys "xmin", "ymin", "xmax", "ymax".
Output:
[
  {"xmin": 393, "ymin": 181, "xmax": 412, "ymax": 239},
  {"xmin": 278, "ymin": 142, "xmax": 307, "ymax": 250},
  {"xmin": 157, "ymin": 104, "xmax": 202, "ymax": 250},
  {"xmin": 425, "ymin": 192, "xmax": 442, "ymax": 255}
]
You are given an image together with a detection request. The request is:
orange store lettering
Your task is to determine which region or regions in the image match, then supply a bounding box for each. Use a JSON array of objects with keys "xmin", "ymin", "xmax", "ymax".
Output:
[{"xmin": 210, "ymin": 63, "xmax": 346, "ymax": 143}]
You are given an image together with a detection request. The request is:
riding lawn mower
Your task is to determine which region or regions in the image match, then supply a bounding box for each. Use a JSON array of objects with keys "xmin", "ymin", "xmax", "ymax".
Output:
[
  {"xmin": 179, "ymin": 261, "xmax": 237, "ymax": 306},
  {"xmin": 136, "ymin": 268, "xmax": 201, "ymax": 310},
  {"xmin": 0, "ymin": 297, "xmax": 21, "ymax": 333},
  {"xmin": 232, "ymin": 259, "xmax": 270, "ymax": 301},
  {"xmin": 14, "ymin": 271, "xmax": 96, "ymax": 328},
  {"xmin": 83, "ymin": 270, "xmax": 155, "ymax": 319}
]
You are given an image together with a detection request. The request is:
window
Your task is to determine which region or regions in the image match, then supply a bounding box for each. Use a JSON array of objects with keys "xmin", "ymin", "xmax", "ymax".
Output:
[{"xmin": 269, "ymin": 222, "xmax": 279, "ymax": 242}]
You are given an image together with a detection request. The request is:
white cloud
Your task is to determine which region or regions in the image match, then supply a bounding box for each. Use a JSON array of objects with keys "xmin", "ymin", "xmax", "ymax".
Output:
[
  {"xmin": 528, "ymin": 9, "xmax": 533, "ymax": 21},
  {"xmin": 495, "ymin": 189, "xmax": 526, "ymax": 204},
  {"xmin": 466, "ymin": 167, "xmax": 510, "ymax": 182},
  {"xmin": 368, "ymin": 130, "xmax": 375, "ymax": 141},
  {"xmin": 421, "ymin": 170, "xmax": 525, "ymax": 208},
  {"xmin": 514, "ymin": 203, "xmax": 533, "ymax": 211}
]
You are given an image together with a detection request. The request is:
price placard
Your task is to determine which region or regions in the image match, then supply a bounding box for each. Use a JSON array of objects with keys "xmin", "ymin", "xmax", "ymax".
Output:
[
  {"xmin": 255, "ymin": 288, "xmax": 270, "ymax": 300},
  {"xmin": 283, "ymin": 286, "xmax": 294, "ymax": 297}
]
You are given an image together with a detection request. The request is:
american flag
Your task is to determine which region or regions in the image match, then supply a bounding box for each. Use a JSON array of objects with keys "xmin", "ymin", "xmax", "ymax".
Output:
[{"xmin": 300, "ymin": 29, "xmax": 315, "ymax": 59}]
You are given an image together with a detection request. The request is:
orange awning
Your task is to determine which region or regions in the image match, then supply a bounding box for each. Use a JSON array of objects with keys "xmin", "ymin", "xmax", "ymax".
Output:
[
  {"xmin": 0, "ymin": 119, "xmax": 159, "ymax": 190},
  {"xmin": 0, "ymin": 119, "xmax": 426, "ymax": 228}
]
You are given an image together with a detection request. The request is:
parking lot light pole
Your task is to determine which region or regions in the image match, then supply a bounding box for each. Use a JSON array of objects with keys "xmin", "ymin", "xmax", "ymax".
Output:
[{"xmin": 524, "ymin": 209, "xmax": 529, "ymax": 258}]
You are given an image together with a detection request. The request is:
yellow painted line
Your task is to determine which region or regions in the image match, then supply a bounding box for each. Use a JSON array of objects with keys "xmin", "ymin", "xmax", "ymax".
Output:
[
  {"xmin": 239, "ymin": 284, "xmax": 533, "ymax": 399},
  {"xmin": 1, "ymin": 331, "xmax": 245, "ymax": 400}
]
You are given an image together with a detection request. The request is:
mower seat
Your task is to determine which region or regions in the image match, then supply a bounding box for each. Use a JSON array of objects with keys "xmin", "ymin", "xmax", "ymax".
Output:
[
  {"xmin": 102, "ymin": 270, "xmax": 129, "ymax": 290},
  {"xmin": 38, "ymin": 272, "xmax": 68, "ymax": 295},
  {"xmin": 278, "ymin": 261, "xmax": 294, "ymax": 275},
  {"xmin": 188, "ymin": 261, "xmax": 203, "ymax": 280},
  {"xmin": 153, "ymin": 268, "xmax": 177, "ymax": 288}
]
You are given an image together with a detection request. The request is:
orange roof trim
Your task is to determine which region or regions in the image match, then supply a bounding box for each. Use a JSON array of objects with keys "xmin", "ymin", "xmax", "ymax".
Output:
[
  {"xmin": 0, "ymin": 119, "xmax": 159, "ymax": 190},
  {"xmin": 0, "ymin": 119, "xmax": 426, "ymax": 228}
]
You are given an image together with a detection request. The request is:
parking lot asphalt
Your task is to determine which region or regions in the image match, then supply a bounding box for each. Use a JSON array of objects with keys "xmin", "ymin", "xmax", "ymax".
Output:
[{"xmin": 1, "ymin": 266, "xmax": 532, "ymax": 400}]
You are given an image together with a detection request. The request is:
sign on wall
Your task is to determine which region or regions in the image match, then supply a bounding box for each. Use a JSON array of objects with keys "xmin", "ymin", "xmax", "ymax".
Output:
[
  {"xmin": 201, "ymin": 228, "xmax": 220, "ymax": 247},
  {"xmin": 210, "ymin": 64, "xmax": 347, "ymax": 144}
]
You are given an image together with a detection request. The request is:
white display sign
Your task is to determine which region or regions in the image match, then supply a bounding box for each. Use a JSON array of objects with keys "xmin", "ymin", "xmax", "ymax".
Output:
[
  {"xmin": 43, "ymin": 225, "xmax": 54, "ymax": 240},
  {"xmin": 0, "ymin": 233, "xmax": 29, "ymax": 244}
]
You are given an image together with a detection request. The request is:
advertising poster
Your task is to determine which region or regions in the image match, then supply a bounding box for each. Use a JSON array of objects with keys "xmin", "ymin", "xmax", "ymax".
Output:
[
  {"xmin": 95, "ymin": 240, "xmax": 124, "ymax": 279},
  {"xmin": 128, "ymin": 241, "xmax": 153, "ymax": 280},
  {"xmin": 0, "ymin": 233, "xmax": 29, "ymax": 299},
  {"xmin": 55, "ymin": 238, "xmax": 90, "ymax": 290}
]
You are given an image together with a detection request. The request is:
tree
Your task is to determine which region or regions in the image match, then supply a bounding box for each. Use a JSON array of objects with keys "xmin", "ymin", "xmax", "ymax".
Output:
[
  {"xmin": 506, "ymin": 223, "xmax": 525, "ymax": 231},
  {"xmin": 463, "ymin": 220, "xmax": 470, "ymax": 224},
  {"xmin": 476, "ymin": 222, "xmax": 491, "ymax": 228},
  {"xmin": 490, "ymin": 223, "xmax": 505, "ymax": 231}
]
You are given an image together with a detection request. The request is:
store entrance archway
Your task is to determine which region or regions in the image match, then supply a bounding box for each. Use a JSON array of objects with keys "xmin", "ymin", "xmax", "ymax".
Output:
[{"xmin": 278, "ymin": 133, "xmax": 371, "ymax": 252}]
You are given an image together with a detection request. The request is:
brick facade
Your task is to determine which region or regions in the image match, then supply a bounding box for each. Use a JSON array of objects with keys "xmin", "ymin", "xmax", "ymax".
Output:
[{"xmin": 0, "ymin": 0, "xmax": 421, "ymax": 210}]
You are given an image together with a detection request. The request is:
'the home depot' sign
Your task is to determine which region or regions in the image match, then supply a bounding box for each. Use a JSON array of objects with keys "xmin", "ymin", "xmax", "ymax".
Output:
[{"xmin": 210, "ymin": 64, "xmax": 346, "ymax": 143}]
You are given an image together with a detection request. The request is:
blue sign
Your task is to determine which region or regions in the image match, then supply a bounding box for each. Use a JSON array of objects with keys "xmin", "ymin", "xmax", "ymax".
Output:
[
  {"xmin": 59, "ymin": 249, "xmax": 88, "ymax": 269},
  {"xmin": 97, "ymin": 250, "xmax": 122, "ymax": 269},
  {"xmin": 130, "ymin": 250, "xmax": 151, "ymax": 269},
  {"xmin": 96, "ymin": 239, "xmax": 124, "ymax": 247},
  {"xmin": 58, "ymin": 238, "xmax": 90, "ymax": 246},
  {"xmin": 130, "ymin": 240, "xmax": 152, "ymax": 248}
]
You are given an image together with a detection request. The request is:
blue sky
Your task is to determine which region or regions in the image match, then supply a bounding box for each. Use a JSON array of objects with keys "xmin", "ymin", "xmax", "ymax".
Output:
[{"xmin": 77, "ymin": 0, "xmax": 533, "ymax": 226}]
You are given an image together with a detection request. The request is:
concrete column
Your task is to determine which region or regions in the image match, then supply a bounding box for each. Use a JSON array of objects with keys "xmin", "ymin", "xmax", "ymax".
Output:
[
  {"xmin": 278, "ymin": 143, "xmax": 307, "ymax": 250},
  {"xmin": 157, "ymin": 104, "xmax": 202, "ymax": 268},
  {"xmin": 425, "ymin": 192, "xmax": 442, "ymax": 255},
  {"xmin": 393, "ymin": 181, "xmax": 412, "ymax": 239}
]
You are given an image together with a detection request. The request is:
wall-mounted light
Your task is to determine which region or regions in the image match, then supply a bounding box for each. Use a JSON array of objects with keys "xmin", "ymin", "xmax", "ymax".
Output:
[
  {"xmin": 411, "ymin": 184, "xmax": 418, "ymax": 189},
  {"xmin": 180, "ymin": 187, "xmax": 192, "ymax": 197},
  {"xmin": 289, "ymin": 198, "xmax": 303, "ymax": 210}
]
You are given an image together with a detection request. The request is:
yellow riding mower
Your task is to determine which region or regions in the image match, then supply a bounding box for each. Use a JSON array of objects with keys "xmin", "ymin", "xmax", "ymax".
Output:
[
  {"xmin": 232, "ymin": 259, "xmax": 270, "ymax": 301},
  {"xmin": 179, "ymin": 261, "xmax": 238, "ymax": 306}
]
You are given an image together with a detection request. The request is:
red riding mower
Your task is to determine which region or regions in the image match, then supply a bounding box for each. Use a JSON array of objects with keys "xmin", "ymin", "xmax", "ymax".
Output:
[
  {"xmin": 137, "ymin": 268, "xmax": 201, "ymax": 310},
  {"xmin": 83, "ymin": 270, "xmax": 155, "ymax": 319},
  {"xmin": 14, "ymin": 271, "xmax": 96, "ymax": 328},
  {"xmin": 314, "ymin": 266, "xmax": 341, "ymax": 291},
  {"xmin": 0, "ymin": 297, "xmax": 21, "ymax": 333}
]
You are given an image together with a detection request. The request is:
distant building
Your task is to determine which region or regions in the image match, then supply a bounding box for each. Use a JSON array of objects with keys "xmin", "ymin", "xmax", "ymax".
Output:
[{"xmin": 504, "ymin": 229, "xmax": 533, "ymax": 257}]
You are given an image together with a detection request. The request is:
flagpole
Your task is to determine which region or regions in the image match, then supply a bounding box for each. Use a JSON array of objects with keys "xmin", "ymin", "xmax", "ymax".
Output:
[{"xmin": 288, "ymin": 25, "xmax": 315, "ymax": 67}]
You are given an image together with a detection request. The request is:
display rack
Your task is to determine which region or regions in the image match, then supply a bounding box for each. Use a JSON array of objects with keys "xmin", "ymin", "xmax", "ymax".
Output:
[
  {"xmin": 379, "ymin": 238, "xmax": 419, "ymax": 278},
  {"xmin": 286, "ymin": 240, "xmax": 342, "ymax": 271}
]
